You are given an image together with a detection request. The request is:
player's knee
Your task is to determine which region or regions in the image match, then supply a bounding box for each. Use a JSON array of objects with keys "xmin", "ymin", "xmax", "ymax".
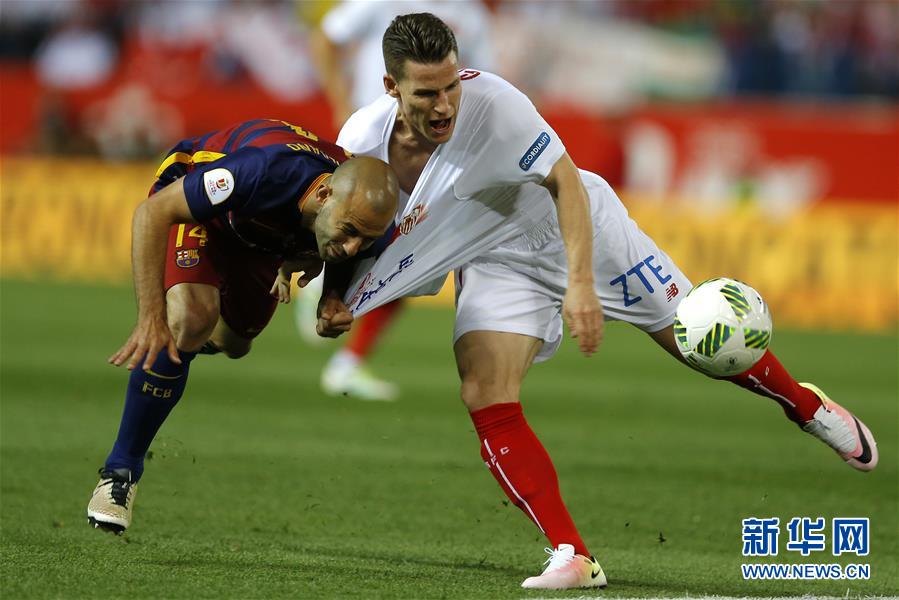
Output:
[
  {"xmin": 170, "ymin": 314, "xmax": 217, "ymax": 352},
  {"xmin": 166, "ymin": 284, "xmax": 220, "ymax": 351},
  {"xmin": 168, "ymin": 301, "xmax": 219, "ymax": 352},
  {"xmin": 459, "ymin": 370, "xmax": 520, "ymax": 411},
  {"xmin": 460, "ymin": 379, "xmax": 489, "ymax": 411}
]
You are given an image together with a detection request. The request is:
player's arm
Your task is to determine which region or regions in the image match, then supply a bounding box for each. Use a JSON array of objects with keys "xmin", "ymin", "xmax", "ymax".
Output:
[
  {"xmin": 109, "ymin": 178, "xmax": 197, "ymax": 371},
  {"xmin": 308, "ymin": 27, "xmax": 354, "ymax": 129},
  {"xmin": 540, "ymin": 152, "xmax": 604, "ymax": 356}
]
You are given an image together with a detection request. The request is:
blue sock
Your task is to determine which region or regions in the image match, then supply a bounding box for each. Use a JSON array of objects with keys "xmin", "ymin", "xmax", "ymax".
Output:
[{"xmin": 105, "ymin": 349, "xmax": 197, "ymax": 481}]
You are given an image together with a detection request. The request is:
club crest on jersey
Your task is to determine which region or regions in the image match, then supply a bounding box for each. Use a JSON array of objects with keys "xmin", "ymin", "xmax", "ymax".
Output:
[
  {"xmin": 519, "ymin": 131, "xmax": 551, "ymax": 171},
  {"xmin": 203, "ymin": 168, "xmax": 234, "ymax": 205},
  {"xmin": 398, "ymin": 204, "xmax": 428, "ymax": 235},
  {"xmin": 176, "ymin": 248, "xmax": 200, "ymax": 268}
]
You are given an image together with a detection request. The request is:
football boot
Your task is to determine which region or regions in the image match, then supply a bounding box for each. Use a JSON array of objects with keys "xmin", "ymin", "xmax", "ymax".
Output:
[
  {"xmin": 321, "ymin": 361, "xmax": 398, "ymax": 402},
  {"xmin": 521, "ymin": 544, "xmax": 607, "ymax": 590},
  {"xmin": 87, "ymin": 467, "xmax": 137, "ymax": 534},
  {"xmin": 800, "ymin": 383, "xmax": 878, "ymax": 472}
]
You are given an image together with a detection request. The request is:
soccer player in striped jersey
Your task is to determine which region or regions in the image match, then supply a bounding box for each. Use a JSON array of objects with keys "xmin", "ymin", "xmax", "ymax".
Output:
[{"xmin": 87, "ymin": 120, "xmax": 399, "ymax": 534}]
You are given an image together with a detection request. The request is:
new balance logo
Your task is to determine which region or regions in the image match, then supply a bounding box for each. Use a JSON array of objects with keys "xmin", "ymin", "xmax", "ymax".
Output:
[{"xmin": 666, "ymin": 283, "xmax": 679, "ymax": 301}]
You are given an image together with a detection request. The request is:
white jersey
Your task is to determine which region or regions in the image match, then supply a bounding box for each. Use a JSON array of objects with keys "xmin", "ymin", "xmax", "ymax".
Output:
[{"xmin": 338, "ymin": 70, "xmax": 565, "ymax": 314}]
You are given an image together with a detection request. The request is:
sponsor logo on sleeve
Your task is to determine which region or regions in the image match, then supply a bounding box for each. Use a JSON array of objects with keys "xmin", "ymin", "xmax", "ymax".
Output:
[
  {"xmin": 518, "ymin": 131, "xmax": 551, "ymax": 171},
  {"xmin": 203, "ymin": 168, "xmax": 234, "ymax": 205}
]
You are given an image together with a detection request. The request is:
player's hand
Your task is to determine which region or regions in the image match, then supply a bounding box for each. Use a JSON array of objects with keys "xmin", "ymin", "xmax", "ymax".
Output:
[
  {"xmin": 109, "ymin": 312, "xmax": 180, "ymax": 371},
  {"xmin": 270, "ymin": 258, "xmax": 323, "ymax": 302},
  {"xmin": 316, "ymin": 292, "xmax": 354, "ymax": 338},
  {"xmin": 270, "ymin": 270, "xmax": 292, "ymax": 304},
  {"xmin": 562, "ymin": 280, "xmax": 604, "ymax": 356}
]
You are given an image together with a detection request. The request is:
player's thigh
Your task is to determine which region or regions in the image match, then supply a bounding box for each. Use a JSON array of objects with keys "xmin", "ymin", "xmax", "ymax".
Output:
[
  {"xmin": 586, "ymin": 175, "xmax": 693, "ymax": 332},
  {"xmin": 454, "ymin": 329, "xmax": 543, "ymax": 411},
  {"xmin": 454, "ymin": 259, "xmax": 563, "ymax": 365},
  {"xmin": 164, "ymin": 222, "xmax": 224, "ymax": 349}
]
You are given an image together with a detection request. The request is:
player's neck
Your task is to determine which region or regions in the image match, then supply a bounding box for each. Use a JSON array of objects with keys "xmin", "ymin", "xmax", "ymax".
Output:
[{"xmin": 393, "ymin": 114, "xmax": 439, "ymax": 155}]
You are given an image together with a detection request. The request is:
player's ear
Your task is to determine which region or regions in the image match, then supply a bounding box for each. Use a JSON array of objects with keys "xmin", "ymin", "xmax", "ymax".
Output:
[
  {"xmin": 384, "ymin": 74, "xmax": 399, "ymax": 98},
  {"xmin": 317, "ymin": 182, "xmax": 332, "ymax": 205}
]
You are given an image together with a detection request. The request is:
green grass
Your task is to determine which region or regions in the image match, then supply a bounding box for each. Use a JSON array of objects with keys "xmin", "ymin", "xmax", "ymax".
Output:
[{"xmin": 1, "ymin": 278, "xmax": 896, "ymax": 599}]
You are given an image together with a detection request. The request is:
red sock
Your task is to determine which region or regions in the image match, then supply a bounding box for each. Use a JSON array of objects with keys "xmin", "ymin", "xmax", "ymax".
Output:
[
  {"xmin": 726, "ymin": 350, "xmax": 823, "ymax": 424},
  {"xmin": 345, "ymin": 299, "xmax": 404, "ymax": 358},
  {"xmin": 470, "ymin": 402, "xmax": 590, "ymax": 557}
]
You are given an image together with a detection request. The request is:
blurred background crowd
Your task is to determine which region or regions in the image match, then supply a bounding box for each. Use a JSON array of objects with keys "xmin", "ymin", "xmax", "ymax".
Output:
[
  {"xmin": 1, "ymin": 0, "xmax": 895, "ymax": 158},
  {"xmin": 0, "ymin": 0, "xmax": 896, "ymax": 331}
]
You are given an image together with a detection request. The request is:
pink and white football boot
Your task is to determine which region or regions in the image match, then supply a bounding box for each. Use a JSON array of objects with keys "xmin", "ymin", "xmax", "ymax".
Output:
[
  {"xmin": 520, "ymin": 544, "xmax": 607, "ymax": 590},
  {"xmin": 800, "ymin": 383, "xmax": 878, "ymax": 472}
]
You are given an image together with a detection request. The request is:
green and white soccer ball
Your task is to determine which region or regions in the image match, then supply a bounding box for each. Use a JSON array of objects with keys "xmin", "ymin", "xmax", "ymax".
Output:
[{"xmin": 673, "ymin": 278, "xmax": 772, "ymax": 377}]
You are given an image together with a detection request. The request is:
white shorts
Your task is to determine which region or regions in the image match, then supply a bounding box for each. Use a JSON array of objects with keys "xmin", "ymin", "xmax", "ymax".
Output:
[{"xmin": 453, "ymin": 172, "xmax": 692, "ymax": 363}]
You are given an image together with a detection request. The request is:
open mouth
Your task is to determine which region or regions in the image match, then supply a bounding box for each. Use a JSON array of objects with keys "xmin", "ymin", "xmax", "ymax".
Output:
[{"xmin": 429, "ymin": 117, "xmax": 452, "ymax": 134}]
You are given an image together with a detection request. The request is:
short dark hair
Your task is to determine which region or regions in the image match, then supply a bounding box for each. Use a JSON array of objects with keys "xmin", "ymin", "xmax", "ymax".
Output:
[{"xmin": 382, "ymin": 13, "xmax": 458, "ymax": 81}]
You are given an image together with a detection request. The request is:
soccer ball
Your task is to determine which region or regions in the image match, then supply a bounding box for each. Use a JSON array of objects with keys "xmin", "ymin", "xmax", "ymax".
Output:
[{"xmin": 673, "ymin": 278, "xmax": 772, "ymax": 377}]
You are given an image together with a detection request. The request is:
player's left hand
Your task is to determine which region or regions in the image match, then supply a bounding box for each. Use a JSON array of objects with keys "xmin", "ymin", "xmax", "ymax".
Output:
[
  {"xmin": 269, "ymin": 257, "xmax": 324, "ymax": 303},
  {"xmin": 316, "ymin": 292, "xmax": 354, "ymax": 338},
  {"xmin": 270, "ymin": 271, "xmax": 292, "ymax": 304},
  {"xmin": 562, "ymin": 280, "xmax": 604, "ymax": 356}
]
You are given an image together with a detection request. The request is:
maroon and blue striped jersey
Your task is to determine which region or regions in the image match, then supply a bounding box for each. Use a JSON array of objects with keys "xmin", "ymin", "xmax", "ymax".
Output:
[{"xmin": 153, "ymin": 119, "xmax": 350, "ymax": 257}]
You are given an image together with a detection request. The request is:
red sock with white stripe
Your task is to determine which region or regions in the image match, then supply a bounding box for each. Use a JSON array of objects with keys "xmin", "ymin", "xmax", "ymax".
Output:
[
  {"xmin": 725, "ymin": 350, "xmax": 823, "ymax": 424},
  {"xmin": 470, "ymin": 402, "xmax": 590, "ymax": 557}
]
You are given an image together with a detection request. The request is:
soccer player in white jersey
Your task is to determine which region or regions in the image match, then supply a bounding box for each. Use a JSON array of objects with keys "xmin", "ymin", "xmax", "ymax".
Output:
[
  {"xmin": 300, "ymin": 0, "xmax": 495, "ymax": 402},
  {"xmin": 332, "ymin": 13, "xmax": 879, "ymax": 590}
]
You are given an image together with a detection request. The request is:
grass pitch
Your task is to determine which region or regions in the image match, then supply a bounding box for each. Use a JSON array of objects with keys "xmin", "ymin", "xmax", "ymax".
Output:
[{"xmin": 1, "ymin": 278, "xmax": 896, "ymax": 599}]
